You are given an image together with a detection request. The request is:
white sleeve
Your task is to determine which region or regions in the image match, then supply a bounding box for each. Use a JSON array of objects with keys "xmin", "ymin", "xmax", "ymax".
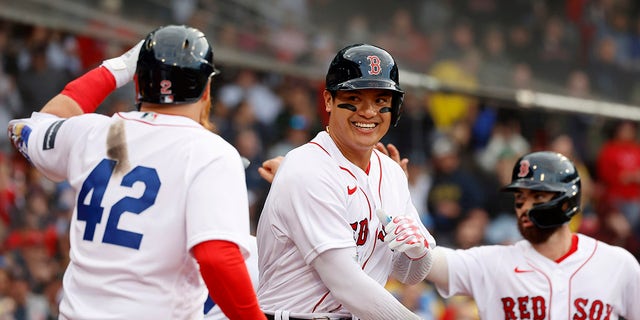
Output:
[
  {"xmin": 311, "ymin": 247, "xmax": 422, "ymax": 320},
  {"xmin": 13, "ymin": 112, "xmax": 88, "ymax": 182},
  {"xmin": 185, "ymin": 144, "xmax": 252, "ymax": 256}
]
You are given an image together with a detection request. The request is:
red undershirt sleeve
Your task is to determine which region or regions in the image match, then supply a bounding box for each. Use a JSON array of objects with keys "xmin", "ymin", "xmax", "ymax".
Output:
[
  {"xmin": 192, "ymin": 240, "xmax": 266, "ymax": 320},
  {"xmin": 60, "ymin": 66, "xmax": 116, "ymax": 113}
]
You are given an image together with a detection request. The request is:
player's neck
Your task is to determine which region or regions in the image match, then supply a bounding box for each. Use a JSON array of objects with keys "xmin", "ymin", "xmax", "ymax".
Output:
[
  {"xmin": 532, "ymin": 226, "xmax": 574, "ymax": 261},
  {"xmin": 140, "ymin": 102, "xmax": 203, "ymax": 124}
]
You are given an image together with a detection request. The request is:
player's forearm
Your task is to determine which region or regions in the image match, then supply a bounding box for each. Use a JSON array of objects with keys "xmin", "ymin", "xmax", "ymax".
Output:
[
  {"xmin": 40, "ymin": 94, "xmax": 84, "ymax": 118},
  {"xmin": 312, "ymin": 248, "xmax": 422, "ymax": 320},
  {"xmin": 193, "ymin": 240, "xmax": 266, "ymax": 320},
  {"xmin": 391, "ymin": 250, "xmax": 434, "ymax": 285},
  {"xmin": 425, "ymin": 246, "xmax": 450, "ymax": 290}
]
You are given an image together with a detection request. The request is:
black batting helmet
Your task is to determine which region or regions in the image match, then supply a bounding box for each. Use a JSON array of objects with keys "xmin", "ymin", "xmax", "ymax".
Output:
[
  {"xmin": 326, "ymin": 44, "xmax": 405, "ymax": 126},
  {"xmin": 502, "ymin": 151, "xmax": 581, "ymax": 228},
  {"xmin": 136, "ymin": 25, "xmax": 219, "ymax": 106}
]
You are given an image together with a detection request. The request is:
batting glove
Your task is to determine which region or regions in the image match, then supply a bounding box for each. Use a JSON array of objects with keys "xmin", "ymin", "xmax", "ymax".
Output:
[
  {"xmin": 101, "ymin": 40, "xmax": 144, "ymax": 88},
  {"xmin": 8, "ymin": 120, "xmax": 32, "ymax": 162},
  {"xmin": 377, "ymin": 209, "xmax": 430, "ymax": 260}
]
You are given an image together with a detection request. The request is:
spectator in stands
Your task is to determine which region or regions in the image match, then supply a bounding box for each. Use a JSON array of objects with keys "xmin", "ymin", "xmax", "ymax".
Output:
[
  {"xmin": 375, "ymin": 8, "xmax": 432, "ymax": 70},
  {"xmin": 596, "ymin": 120, "xmax": 640, "ymax": 259},
  {"xmin": 16, "ymin": 45, "xmax": 70, "ymax": 118},
  {"xmin": 536, "ymin": 15, "xmax": 579, "ymax": 82},
  {"xmin": 427, "ymin": 134, "xmax": 487, "ymax": 248},
  {"xmin": 8, "ymin": 269, "xmax": 49, "ymax": 320},
  {"xmin": 478, "ymin": 24, "xmax": 513, "ymax": 88},
  {"xmin": 549, "ymin": 134, "xmax": 599, "ymax": 236},
  {"xmin": 588, "ymin": 36, "xmax": 632, "ymax": 102},
  {"xmin": 476, "ymin": 112, "xmax": 529, "ymax": 175},
  {"xmin": 217, "ymin": 69, "xmax": 283, "ymax": 136}
]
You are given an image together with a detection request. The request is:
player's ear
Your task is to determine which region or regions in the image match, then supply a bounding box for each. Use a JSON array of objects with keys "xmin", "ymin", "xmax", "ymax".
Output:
[
  {"xmin": 323, "ymin": 90, "xmax": 333, "ymax": 113},
  {"xmin": 200, "ymin": 79, "xmax": 211, "ymax": 102}
]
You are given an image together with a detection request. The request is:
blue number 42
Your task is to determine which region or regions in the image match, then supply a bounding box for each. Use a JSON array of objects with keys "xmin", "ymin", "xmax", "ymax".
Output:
[{"xmin": 77, "ymin": 159, "xmax": 160, "ymax": 249}]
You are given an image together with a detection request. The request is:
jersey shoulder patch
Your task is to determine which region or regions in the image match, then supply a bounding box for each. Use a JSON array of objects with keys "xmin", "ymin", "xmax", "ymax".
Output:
[{"xmin": 43, "ymin": 120, "xmax": 66, "ymax": 150}]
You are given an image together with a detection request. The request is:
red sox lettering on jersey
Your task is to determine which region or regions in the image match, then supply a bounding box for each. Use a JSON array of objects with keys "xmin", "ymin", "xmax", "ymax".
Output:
[
  {"xmin": 500, "ymin": 295, "xmax": 613, "ymax": 320},
  {"xmin": 350, "ymin": 218, "xmax": 386, "ymax": 247},
  {"xmin": 437, "ymin": 234, "xmax": 640, "ymax": 319}
]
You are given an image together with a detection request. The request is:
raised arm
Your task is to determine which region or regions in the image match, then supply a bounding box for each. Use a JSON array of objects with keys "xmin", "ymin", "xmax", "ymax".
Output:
[{"xmin": 40, "ymin": 40, "xmax": 143, "ymax": 118}]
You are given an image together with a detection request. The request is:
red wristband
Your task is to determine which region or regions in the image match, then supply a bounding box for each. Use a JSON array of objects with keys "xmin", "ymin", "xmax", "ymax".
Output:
[{"xmin": 60, "ymin": 66, "xmax": 116, "ymax": 113}]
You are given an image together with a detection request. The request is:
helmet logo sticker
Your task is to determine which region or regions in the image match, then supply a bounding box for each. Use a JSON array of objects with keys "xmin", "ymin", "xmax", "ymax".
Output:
[
  {"xmin": 367, "ymin": 55, "xmax": 382, "ymax": 75},
  {"xmin": 517, "ymin": 159, "xmax": 531, "ymax": 177}
]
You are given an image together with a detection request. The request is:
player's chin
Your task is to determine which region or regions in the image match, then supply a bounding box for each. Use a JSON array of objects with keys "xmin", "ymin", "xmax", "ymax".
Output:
[{"xmin": 518, "ymin": 222, "xmax": 559, "ymax": 244}]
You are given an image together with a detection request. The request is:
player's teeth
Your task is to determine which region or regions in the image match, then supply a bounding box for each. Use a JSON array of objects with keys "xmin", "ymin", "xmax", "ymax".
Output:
[{"xmin": 355, "ymin": 123, "xmax": 375, "ymax": 128}]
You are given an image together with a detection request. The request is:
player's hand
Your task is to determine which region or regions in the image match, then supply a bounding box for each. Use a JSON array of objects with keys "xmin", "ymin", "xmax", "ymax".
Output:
[
  {"xmin": 375, "ymin": 142, "xmax": 408, "ymax": 177},
  {"xmin": 376, "ymin": 209, "xmax": 430, "ymax": 260},
  {"xmin": 258, "ymin": 156, "xmax": 284, "ymax": 183},
  {"xmin": 101, "ymin": 40, "xmax": 144, "ymax": 88},
  {"xmin": 7, "ymin": 120, "xmax": 32, "ymax": 162}
]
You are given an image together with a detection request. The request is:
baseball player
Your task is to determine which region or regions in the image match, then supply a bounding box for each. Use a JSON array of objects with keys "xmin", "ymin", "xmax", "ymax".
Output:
[
  {"xmin": 8, "ymin": 25, "xmax": 265, "ymax": 319},
  {"xmin": 382, "ymin": 149, "xmax": 640, "ymax": 319},
  {"xmin": 256, "ymin": 43, "xmax": 436, "ymax": 320}
]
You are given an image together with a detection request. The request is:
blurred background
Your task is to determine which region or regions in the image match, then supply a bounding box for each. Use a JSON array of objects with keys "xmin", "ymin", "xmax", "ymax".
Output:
[{"xmin": 1, "ymin": 0, "xmax": 640, "ymax": 319}]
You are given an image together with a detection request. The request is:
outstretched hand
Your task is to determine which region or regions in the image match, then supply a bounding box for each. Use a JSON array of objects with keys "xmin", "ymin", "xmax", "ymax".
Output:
[
  {"xmin": 258, "ymin": 156, "xmax": 284, "ymax": 183},
  {"xmin": 375, "ymin": 142, "xmax": 409, "ymax": 177},
  {"xmin": 376, "ymin": 209, "xmax": 430, "ymax": 260}
]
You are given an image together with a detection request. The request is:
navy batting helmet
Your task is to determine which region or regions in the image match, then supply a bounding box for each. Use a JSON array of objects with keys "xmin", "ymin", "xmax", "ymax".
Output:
[
  {"xmin": 325, "ymin": 44, "xmax": 405, "ymax": 126},
  {"xmin": 136, "ymin": 25, "xmax": 219, "ymax": 106},
  {"xmin": 502, "ymin": 151, "xmax": 581, "ymax": 228}
]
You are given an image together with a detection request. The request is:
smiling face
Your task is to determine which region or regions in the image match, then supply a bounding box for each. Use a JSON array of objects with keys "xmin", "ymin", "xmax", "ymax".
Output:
[
  {"xmin": 513, "ymin": 188, "xmax": 560, "ymax": 244},
  {"xmin": 324, "ymin": 88, "xmax": 393, "ymax": 162}
]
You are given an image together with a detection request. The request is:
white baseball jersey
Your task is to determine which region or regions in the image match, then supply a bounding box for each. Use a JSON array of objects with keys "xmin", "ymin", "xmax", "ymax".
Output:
[
  {"xmin": 12, "ymin": 111, "xmax": 253, "ymax": 319},
  {"xmin": 438, "ymin": 233, "xmax": 640, "ymax": 319},
  {"xmin": 256, "ymin": 131, "xmax": 434, "ymax": 316}
]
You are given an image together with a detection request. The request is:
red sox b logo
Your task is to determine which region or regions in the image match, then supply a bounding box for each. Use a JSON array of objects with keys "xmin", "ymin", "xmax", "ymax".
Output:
[
  {"xmin": 350, "ymin": 219, "xmax": 369, "ymax": 246},
  {"xmin": 367, "ymin": 55, "xmax": 382, "ymax": 75}
]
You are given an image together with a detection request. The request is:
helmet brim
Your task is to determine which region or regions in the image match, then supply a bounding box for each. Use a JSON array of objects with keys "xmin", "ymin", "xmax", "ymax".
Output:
[
  {"xmin": 333, "ymin": 79, "xmax": 404, "ymax": 93},
  {"xmin": 501, "ymin": 180, "xmax": 565, "ymax": 193}
]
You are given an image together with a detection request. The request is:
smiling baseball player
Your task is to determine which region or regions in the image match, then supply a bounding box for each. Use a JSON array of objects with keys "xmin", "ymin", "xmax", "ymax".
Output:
[{"xmin": 256, "ymin": 44, "xmax": 436, "ymax": 320}]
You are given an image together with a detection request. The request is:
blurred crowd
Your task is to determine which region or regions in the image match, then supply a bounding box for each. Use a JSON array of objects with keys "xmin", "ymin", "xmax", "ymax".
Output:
[{"xmin": 0, "ymin": 0, "xmax": 640, "ymax": 319}]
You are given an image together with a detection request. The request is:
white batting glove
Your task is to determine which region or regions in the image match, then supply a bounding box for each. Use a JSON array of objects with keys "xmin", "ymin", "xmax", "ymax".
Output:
[
  {"xmin": 377, "ymin": 209, "xmax": 430, "ymax": 260},
  {"xmin": 101, "ymin": 40, "xmax": 144, "ymax": 88}
]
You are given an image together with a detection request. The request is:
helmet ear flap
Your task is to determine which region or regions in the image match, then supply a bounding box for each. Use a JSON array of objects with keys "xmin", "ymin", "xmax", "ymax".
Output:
[
  {"xmin": 391, "ymin": 91, "xmax": 404, "ymax": 127},
  {"xmin": 528, "ymin": 187, "xmax": 580, "ymax": 228}
]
